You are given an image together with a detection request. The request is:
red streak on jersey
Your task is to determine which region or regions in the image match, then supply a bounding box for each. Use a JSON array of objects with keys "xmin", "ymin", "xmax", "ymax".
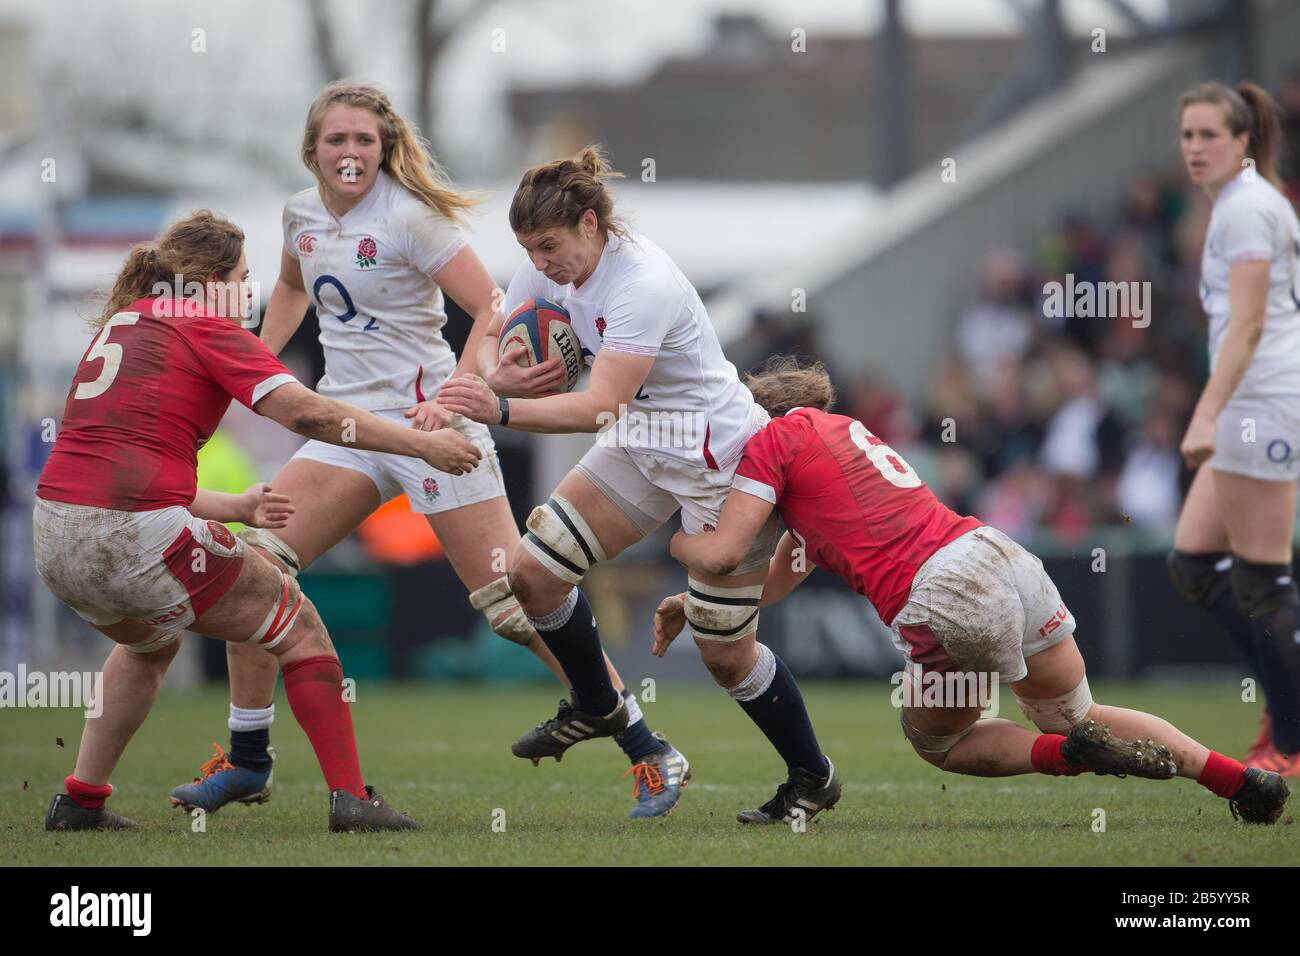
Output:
[
  {"xmin": 734, "ymin": 407, "xmax": 981, "ymax": 624},
  {"xmin": 37, "ymin": 298, "xmax": 294, "ymax": 511}
]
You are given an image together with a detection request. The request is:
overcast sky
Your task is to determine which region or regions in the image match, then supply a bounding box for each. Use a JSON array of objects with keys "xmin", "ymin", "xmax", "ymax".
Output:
[{"xmin": 1, "ymin": 0, "xmax": 1173, "ymax": 177}]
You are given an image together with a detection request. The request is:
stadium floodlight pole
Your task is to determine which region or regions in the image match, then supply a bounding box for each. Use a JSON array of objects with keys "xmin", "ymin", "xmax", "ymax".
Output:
[{"xmin": 873, "ymin": 0, "xmax": 912, "ymax": 188}]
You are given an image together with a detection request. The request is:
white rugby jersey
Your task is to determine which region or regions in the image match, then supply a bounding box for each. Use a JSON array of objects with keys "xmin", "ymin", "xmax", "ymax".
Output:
[
  {"xmin": 282, "ymin": 170, "xmax": 466, "ymax": 410},
  {"xmin": 505, "ymin": 233, "xmax": 761, "ymax": 468},
  {"xmin": 1199, "ymin": 169, "xmax": 1300, "ymax": 397}
]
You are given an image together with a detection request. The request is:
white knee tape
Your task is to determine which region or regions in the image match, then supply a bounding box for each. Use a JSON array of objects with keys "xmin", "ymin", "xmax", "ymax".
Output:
[
  {"xmin": 124, "ymin": 629, "xmax": 182, "ymax": 656},
  {"xmin": 899, "ymin": 710, "xmax": 976, "ymax": 755},
  {"xmin": 685, "ymin": 577, "xmax": 762, "ymax": 642},
  {"xmin": 1015, "ymin": 676, "xmax": 1094, "ymax": 733},
  {"xmin": 521, "ymin": 495, "xmax": 607, "ymax": 586},
  {"xmin": 727, "ymin": 643, "xmax": 777, "ymax": 701},
  {"xmin": 238, "ymin": 528, "xmax": 301, "ymax": 577},
  {"xmin": 248, "ymin": 572, "xmax": 305, "ymax": 651},
  {"xmin": 469, "ymin": 576, "xmax": 535, "ymax": 646}
]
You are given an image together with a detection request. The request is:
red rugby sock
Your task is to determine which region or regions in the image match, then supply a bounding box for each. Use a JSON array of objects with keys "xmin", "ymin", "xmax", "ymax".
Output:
[
  {"xmin": 65, "ymin": 775, "xmax": 112, "ymax": 810},
  {"xmin": 1196, "ymin": 750, "xmax": 1246, "ymax": 799},
  {"xmin": 282, "ymin": 655, "xmax": 366, "ymax": 799},
  {"xmin": 1030, "ymin": 734, "xmax": 1087, "ymax": 776}
]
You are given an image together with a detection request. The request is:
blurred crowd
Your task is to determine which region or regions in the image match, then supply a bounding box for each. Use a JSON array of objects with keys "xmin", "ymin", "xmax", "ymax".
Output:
[{"xmin": 737, "ymin": 72, "xmax": 1300, "ymax": 544}]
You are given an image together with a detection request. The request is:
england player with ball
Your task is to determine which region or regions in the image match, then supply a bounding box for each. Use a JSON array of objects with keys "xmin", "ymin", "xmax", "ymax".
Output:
[{"xmin": 440, "ymin": 146, "xmax": 841, "ymax": 823}]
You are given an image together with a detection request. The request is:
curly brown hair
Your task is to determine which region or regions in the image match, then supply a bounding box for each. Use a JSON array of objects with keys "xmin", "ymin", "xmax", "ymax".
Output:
[
  {"xmin": 743, "ymin": 355, "xmax": 836, "ymax": 418},
  {"xmin": 96, "ymin": 209, "xmax": 243, "ymax": 328}
]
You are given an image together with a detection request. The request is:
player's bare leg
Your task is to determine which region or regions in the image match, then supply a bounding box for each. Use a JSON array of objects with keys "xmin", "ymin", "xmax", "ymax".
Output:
[
  {"xmin": 47, "ymin": 626, "xmax": 186, "ymax": 831},
  {"xmin": 171, "ymin": 459, "xmax": 381, "ymax": 812},
  {"xmin": 73, "ymin": 633, "xmax": 184, "ymax": 786},
  {"xmin": 184, "ymin": 546, "xmax": 416, "ymax": 830}
]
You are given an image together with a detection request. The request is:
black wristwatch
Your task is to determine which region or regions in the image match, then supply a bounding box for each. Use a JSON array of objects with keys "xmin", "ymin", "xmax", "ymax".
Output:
[{"xmin": 497, "ymin": 396, "xmax": 510, "ymax": 426}]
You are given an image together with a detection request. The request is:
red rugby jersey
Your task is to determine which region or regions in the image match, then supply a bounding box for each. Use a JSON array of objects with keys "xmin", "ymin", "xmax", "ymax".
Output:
[
  {"xmin": 37, "ymin": 298, "xmax": 296, "ymax": 511},
  {"xmin": 733, "ymin": 407, "xmax": 981, "ymax": 625}
]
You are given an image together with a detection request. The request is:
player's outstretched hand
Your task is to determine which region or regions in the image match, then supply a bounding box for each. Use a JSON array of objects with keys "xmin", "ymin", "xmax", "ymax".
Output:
[
  {"xmin": 652, "ymin": 591, "xmax": 688, "ymax": 658},
  {"xmin": 417, "ymin": 429, "xmax": 482, "ymax": 476},
  {"xmin": 438, "ymin": 375, "xmax": 500, "ymax": 425},
  {"xmin": 487, "ymin": 346, "xmax": 566, "ymax": 398},
  {"xmin": 404, "ymin": 399, "xmax": 454, "ymax": 432},
  {"xmin": 1179, "ymin": 411, "xmax": 1216, "ymax": 470},
  {"xmin": 242, "ymin": 483, "xmax": 294, "ymax": 530}
]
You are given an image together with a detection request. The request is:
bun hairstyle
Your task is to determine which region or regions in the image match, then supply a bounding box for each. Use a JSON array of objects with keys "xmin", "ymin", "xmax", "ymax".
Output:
[
  {"xmin": 508, "ymin": 144, "xmax": 632, "ymax": 240},
  {"xmin": 1178, "ymin": 80, "xmax": 1284, "ymax": 187},
  {"xmin": 743, "ymin": 355, "xmax": 837, "ymax": 418},
  {"xmin": 97, "ymin": 209, "xmax": 243, "ymax": 328},
  {"xmin": 302, "ymin": 80, "xmax": 478, "ymax": 224}
]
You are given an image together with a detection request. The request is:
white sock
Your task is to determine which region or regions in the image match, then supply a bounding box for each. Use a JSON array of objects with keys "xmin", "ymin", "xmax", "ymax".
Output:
[
  {"xmin": 726, "ymin": 644, "xmax": 777, "ymax": 702},
  {"xmin": 527, "ymin": 588, "xmax": 579, "ymax": 631},
  {"xmin": 229, "ymin": 703, "xmax": 274, "ymax": 733},
  {"xmin": 622, "ymin": 690, "xmax": 644, "ymax": 725}
]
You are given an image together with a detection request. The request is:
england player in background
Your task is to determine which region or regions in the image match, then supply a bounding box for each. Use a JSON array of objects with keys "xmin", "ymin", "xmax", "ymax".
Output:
[
  {"xmin": 659, "ymin": 357, "xmax": 1290, "ymax": 824},
  {"xmin": 1168, "ymin": 81, "xmax": 1300, "ymax": 777},
  {"xmin": 170, "ymin": 83, "xmax": 667, "ymax": 819},
  {"xmin": 440, "ymin": 147, "xmax": 841, "ymax": 822}
]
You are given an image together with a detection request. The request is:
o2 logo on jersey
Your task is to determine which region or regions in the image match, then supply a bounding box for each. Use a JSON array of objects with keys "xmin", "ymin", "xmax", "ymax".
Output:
[
  {"xmin": 356, "ymin": 236, "xmax": 379, "ymax": 269},
  {"xmin": 297, "ymin": 234, "xmax": 316, "ymax": 257},
  {"xmin": 313, "ymin": 274, "xmax": 378, "ymax": 331}
]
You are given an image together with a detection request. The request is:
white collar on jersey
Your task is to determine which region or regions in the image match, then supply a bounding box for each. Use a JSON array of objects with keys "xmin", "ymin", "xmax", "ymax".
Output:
[
  {"xmin": 326, "ymin": 169, "xmax": 388, "ymax": 223},
  {"xmin": 1216, "ymin": 167, "xmax": 1255, "ymax": 205}
]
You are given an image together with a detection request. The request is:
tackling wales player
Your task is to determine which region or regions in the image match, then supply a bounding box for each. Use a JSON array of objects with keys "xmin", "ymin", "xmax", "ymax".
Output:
[{"xmin": 658, "ymin": 357, "xmax": 1290, "ymax": 825}]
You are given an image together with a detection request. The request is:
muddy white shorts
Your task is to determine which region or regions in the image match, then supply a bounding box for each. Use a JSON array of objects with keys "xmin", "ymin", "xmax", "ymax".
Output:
[
  {"xmin": 574, "ymin": 408, "xmax": 777, "ymax": 574},
  {"xmin": 1210, "ymin": 394, "xmax": 1300, "ymax": 482},
  {"xmin": 291, "ymin": 408, "xmax": 505, "ymax": 514},
  {"xmin": 888, "ymin": 525, "xmax": 1075, "ymax": 683},
  {"xmin": 33, "ymin": 498, "xmax": 245, "ymax": 641}
]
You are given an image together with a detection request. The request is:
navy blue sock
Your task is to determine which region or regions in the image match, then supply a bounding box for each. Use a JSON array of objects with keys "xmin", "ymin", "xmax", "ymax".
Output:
[
  {"xmin": 1249, "ymin": 599, "xmax": 1300, "ymax": 753},
  {"xmin": 1205, "ymin": 587, "xmax": 1267, "ymax": 680},
  {"xmin": 228, "ymin": 728, "xmax": 271, "ymax": 773},
  {"xmin": 533, "ymin": 589, "xmax": 618, "ymax": 716},
  {"xmin": 735, "ymin": 653, "xmax": 828, "ymax": 777},
  {"xmin": 614, "ymin": 690, "xmax": 662, "ymax": 763}
]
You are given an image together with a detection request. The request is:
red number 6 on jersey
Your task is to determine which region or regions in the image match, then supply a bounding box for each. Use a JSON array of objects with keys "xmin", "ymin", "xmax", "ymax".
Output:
[{"xmin": 849, "ymin": 420, "xmax": 921, "ymax": 489}]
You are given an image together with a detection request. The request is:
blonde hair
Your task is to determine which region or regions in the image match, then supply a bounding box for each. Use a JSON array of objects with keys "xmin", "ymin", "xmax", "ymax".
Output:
[
  {"xmin": 302, "ymin": 80, "xmax": 478, "ymax": 223},
  {"xmin": 509, "ymin": 144, "xmax": 631, "ymax": 240},
  {"xmin": 1178, "ymin": 80, "xmax": 1285, "ymax": 187},
  {"xmin": 96, "ymin": 209, "xmax": 243, "ymax": 328},
  {"xmin": 743, "ymin": 355, "xmax": 836, "ymax": 418}
]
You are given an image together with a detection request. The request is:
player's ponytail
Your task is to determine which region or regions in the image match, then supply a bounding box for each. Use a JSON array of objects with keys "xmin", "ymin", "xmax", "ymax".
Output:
[
  {"xmin": 96, "ymin": 210, "xmax": 244, "ymax": 328},
  {"xmin": 301, "ymin": 80, "xmax": 479, "ymax": 225},
  {"xmin": 1178, "ymin": 80, "xmax": 1284, "ymax": 187},
  {"xmin": 1235, "ymin": 81, "xmax": 1283, "ymax": 188},
  {"xmin": 509, "ymin": 143, "xmax": 632, "ymax": 241},
  {"xmin": 743, "ymin": 355, "xmax": 836, "ymax": 418}
]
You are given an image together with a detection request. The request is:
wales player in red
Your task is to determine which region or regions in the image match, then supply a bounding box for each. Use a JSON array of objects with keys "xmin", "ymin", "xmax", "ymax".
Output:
[
  {"xmin": 35, "ymin": 210, "xmax": 480, "ymax": 832},
  {"xmin": 656, "ymin": 357, "xmax": 1289, "ymax": 824}
]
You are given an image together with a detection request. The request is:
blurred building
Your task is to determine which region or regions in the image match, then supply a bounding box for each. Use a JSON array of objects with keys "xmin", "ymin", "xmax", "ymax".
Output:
[{"xmin": 509, "ymin": 13, "xmax": 1025, "ymax": 182}]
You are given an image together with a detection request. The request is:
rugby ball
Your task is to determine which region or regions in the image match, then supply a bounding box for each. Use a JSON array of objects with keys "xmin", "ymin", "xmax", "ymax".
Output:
[{"xmin": 499, "ymin": 297, "xmax": 583, "ymax": 392}]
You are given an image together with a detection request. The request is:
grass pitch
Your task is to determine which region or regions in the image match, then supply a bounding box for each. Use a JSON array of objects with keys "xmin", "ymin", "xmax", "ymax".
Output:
[{"xmin": 2, "ymin": 680, "xmax": 1294, "ymax": 866}]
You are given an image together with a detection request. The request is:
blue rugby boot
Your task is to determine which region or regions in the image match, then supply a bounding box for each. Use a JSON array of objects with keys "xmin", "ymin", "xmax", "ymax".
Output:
[
  {"xmin": 169, "ymin": 743, "xmax": 273, "ymax": 813},
  {"xmin": 624, "ymin": 732, "xmax": 691, "ymax": 819}
]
